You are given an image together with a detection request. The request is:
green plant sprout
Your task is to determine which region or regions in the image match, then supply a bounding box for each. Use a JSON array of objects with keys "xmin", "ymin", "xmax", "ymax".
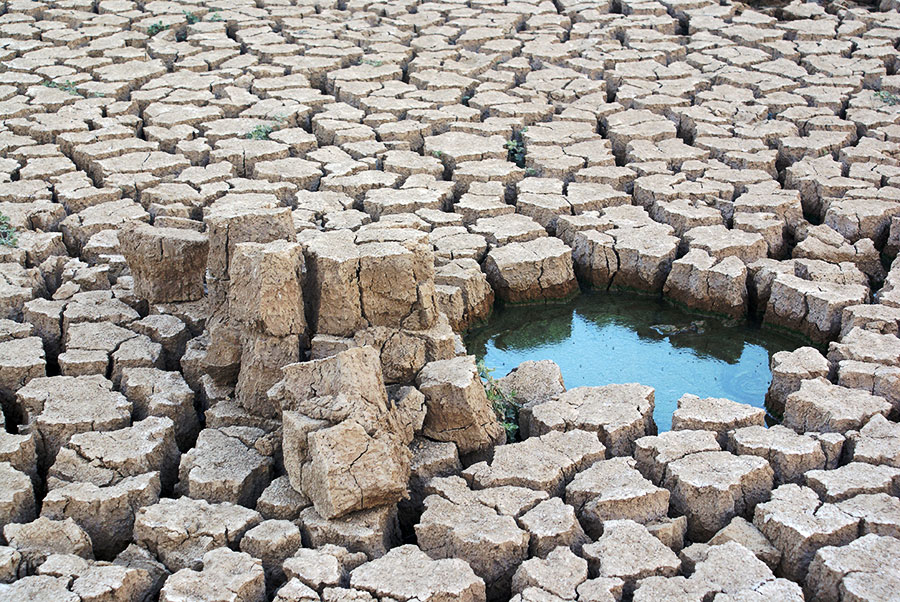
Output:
[
  {"xmin": 246, "ymin": 124, "xmax": 275, "ymax": 140},
  {"xmin": 505, "ymin": 138, "xmax": 526, "ymax": 167},
  {"xmin": 0, "ymin": 212, "xmax": 18, "ymax": 248},
  {"xmin": 42, "ymin": 80, "xmax": 81, "ymax": 95},
  {"xmin": 876, "ymin": 90, "xmax": 900, "ymax": 106},
  {"xmin": 147, "ymin": 21, "xmax": 168, "ymax": 36},
  {"xmin": 477, "ymin": 360, "xmax": 520, "ymax": 443}
]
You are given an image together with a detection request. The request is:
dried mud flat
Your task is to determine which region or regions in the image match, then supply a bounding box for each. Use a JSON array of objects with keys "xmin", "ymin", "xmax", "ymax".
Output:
[{"xmin": 1, "ymin": 0, "xmax": 900, "ymax": 600}]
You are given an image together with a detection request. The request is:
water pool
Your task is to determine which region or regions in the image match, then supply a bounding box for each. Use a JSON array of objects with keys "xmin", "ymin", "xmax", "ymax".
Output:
[{"xmin": 464, "ymin": 292, "xmax": 805, "ymax": 431}]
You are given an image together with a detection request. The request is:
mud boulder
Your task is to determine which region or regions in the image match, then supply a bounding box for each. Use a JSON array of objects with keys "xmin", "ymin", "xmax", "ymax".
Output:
[
  {"xmin": 15, "ymin": 375, "xmax": 132, "ymax": 469},
  {"xmin": 417, "ymin": 356, "xmax": 505, "ymax": 456},
  {"xmin": 727, "ymin": 425, "xmax": 827, "ymax": 486},
  {"xmin": 298, "ymin": 504, "xmax": 400, "ymax": 560},
  {"xmin": 671, "ymin": 394, "xmax": 765, "ymax": 447},
  {"xmin": 301, "ymin": 420, "xmax": 410, "ymax": 520},
  {"xmin": 416, "ymin": 492, "xmax": 528, "ymax": 600},
  {"xmin": 766, "ymin": 347, "xmax": 829, "ymax": 416},
  {"xmin": 48, "ymin": 416, "xmax": 179, "ymax": 491},
  {"xmin": 806, "ymin": 534, "xmax": 900, "ymax": 602},
  {"xmin": 0, "ymin": 463, "xmax": 35, "ymax": 529},
  {"xmin": 350, "ymin": 544, "xmax": 486, "ymax": 602},
  {"xmin": 753, "ymin": 484, "xmax": 859, "ymax": 583},
  {"xmin": 4, "ymin": 517, "xmax": 93, "ymax": 572},
  {"xmin": 42, "ymin": 472, "xmax": 161, "ymax": 559},
  {"xmin": 847, "ymin": 414, "xmax": 900, "ymax": 467},
  {"xmin": 783, "ymin": 377, "xmax": 891, "ymax": 434},
  {"xmin": 582, "ymin": 520, "xmax": 680, "ymax": 596},
  {"xmin": 483, "ymin": 237, "xmax": 577, "ymax": 303},
  {"xmin": 497, "ymin": 360, "xmax": 565, "ymax": 438},
  {"xmin": 228, "ymin": 240, "xmax": 306, "ymax": 338},
  {"xmin": 707, "ymin": 516, "xmax": 781, "ymax": 570},
  {"xmin": 664, "ymin": 450, "xmax": 773, "ymax": 540},
  {"xmin": 511, "ymin": 547, "xmax": 588, "ymax": 600},
  {"xmin": 517, "ymin": 498, "xmax": 589, "ymax": 558},
  {"xmin": 530, "ymin": 384, "xmax": 656, "ymax": 457},
  {"xmin": 133, "ymin": 497, "xmax": 261, "ymax": 572},
  {"xmin": 663, "ymin": 250, "xmax": 748, "ymax": 319},
  {"xmin": 357, "ymin": 240, "xmax": 438, "ymax": 331},
  {"xmin": 565, "ymin": 456, "xmax": 669, "ymax": 538},
  {"xmin": 159, "ymin": 548, "xmax": 265, "ymax": 602},
  {"xmin": 276, "ymin": 347, "xmax": 413, "ymax": 519},
  {"xmin": 633, "ymin": 429, "xmax": 721, "ymax": 486},
  {"xmin": 463, "ymin": 429, "xmax": 605, "ymax": 497},
  {"xmin": 119, "ymin": 222, "xmax": 208, "ymax": 304},
  {"xmin": 176, "ymin": 427, "xmax": 273, "ymax": 508}
]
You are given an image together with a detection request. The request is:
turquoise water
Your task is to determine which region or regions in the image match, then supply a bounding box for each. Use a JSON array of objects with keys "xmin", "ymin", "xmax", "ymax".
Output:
[{"xmin": 464, "ymin": 292, "xmax": 803, "ymax": 431}]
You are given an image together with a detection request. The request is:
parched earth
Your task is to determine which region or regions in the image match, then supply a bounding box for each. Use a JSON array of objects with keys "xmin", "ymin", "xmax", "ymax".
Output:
[{"xmin": 0, "ymin": 0, "xmax": 900, "ymax": 600}]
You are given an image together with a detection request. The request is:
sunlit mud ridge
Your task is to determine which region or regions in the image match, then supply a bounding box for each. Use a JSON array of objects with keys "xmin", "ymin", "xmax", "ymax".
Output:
[{"xmin": 0, "ymin": 0, "xmax": 899, "ymax": 600}]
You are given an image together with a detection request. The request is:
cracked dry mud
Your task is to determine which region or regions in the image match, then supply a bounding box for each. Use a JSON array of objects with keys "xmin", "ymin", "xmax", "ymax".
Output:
[{"xmin": 0, "ymin": 0, "xmax": 899, "ymax": 600}]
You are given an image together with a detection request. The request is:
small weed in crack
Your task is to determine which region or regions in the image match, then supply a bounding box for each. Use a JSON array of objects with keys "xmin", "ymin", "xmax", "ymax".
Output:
[{"xmin": 477, "ymin": 360, "xmax": 520, "ymax": 443}]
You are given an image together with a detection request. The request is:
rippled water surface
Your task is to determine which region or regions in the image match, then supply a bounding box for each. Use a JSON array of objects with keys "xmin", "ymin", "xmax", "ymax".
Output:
[{"xmin": 464, "ymin": 292, "xmax": 804, "ymax": 431}]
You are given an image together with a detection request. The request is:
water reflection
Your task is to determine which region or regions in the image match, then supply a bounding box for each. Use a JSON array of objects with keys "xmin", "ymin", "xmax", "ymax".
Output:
[{"xmin": 464, "ymin": 292, "xmax": 803, "ymax": 431}]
